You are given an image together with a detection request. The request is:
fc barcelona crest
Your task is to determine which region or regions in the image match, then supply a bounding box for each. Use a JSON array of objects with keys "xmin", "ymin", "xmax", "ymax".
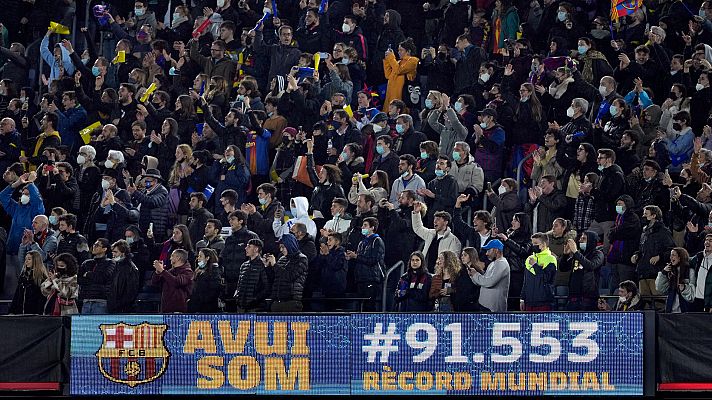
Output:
[{"xmin": 96, "ymin": 322, "xmax": 170, "ymax": 387}]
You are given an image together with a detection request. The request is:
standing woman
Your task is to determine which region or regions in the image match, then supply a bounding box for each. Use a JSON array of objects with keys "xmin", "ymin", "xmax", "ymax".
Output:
[
  {"xmin": 497, "ymin": 212, "xmax": 533, "ymax": 310},
  {"xmin": 149, "ymin": 224, "xmax": 195, "ymax": 271},
  {"xmin": 41, "ymin": 253, "xmax": 80, "ymax": 316},
  {"xmin": 419, "ymin": 91, "xmax": 443, "ymax": 142},
  {"xmin": 656, "ymin": 247, "xmax": 696, "ymax": 313},
  {"xmin": 491, "ymin": 0, "xmax": 520, "ymax": 55},
  {"xmin": 394, "ymin": 251, "xmax": 433, "ymax": 311},
  {"xmin": 382, "ymin": 38, "xmax": 419, "ymax": 111},
  {"xmin": 10, "ymin": 250, "xmax": 49, "ymax": 314},
  {"xmin": 76, "ymin": 145, "xmax": 101, "ymax": 227},
  {"xmin": 417, "ymin": 141, "xmax": 439, "ymax": 184},
  {"xmin": 188, "ymin": 248, "xmax": 224, "ymax": 313},
  {"xmin": 108, "ymin": 240, "xmax": 140, "ymax": 313},
  {"xmin": 147, "ymin": 117, "xmax": 180, "ymax": 179},
  {"xmin": 168, "ymin": 144, "xmax": 193, "ymax": 224},
  {"xmin": 212, "ymin": 145, "xmax": 250, "ymax": 209},
  {"xmin": 430, "ymin": 250, "xmax": 481, "ymax": 311},
  {"xmin": 173, "ymin": 94, "xmax": 198, "ymax": 145}
]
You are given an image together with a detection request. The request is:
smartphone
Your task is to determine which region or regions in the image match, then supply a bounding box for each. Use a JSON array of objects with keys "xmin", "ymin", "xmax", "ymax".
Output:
[
  {"xmin": 318, "ymin": 52, "xmax": 329, "ymax": 60},
  {"xmin": 487, "ymin": 182, "xmax": 492, "ymax": 191}
]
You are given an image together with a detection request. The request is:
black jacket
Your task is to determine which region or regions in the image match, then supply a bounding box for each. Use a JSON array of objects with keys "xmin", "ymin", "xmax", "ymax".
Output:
[
  {"xmin": 307, "ymin": 154, "xmax": 345, "ymax": 218},
  {"xmin": 378, "ymin": 205, "xmax": 421, "ymax": 267},
  {"xmin": 315, "ymin": 246, "xmax": 348, "ymax": 297},
  {"xmin": 188, "ymin": 265, "xmax": 223, "ymax": 313},
  {"xmin": 559, "ymin": 231, "xmax": 604, "ymax": 299},
  {"xmin": 56, "ymin": 232, "xmax": 90, "ymax": 265},
  {"xmin": 636, "ymin": 220, "xmax": 675, "ymax": 279},
  {"xmin": 78, "ymin": 257, "xmax": 115, "ymax": 302},
  {"xmin": 9, "ymin": 270, "xmax": 46, "ymax": 315},
  {"xmin": 108, "ymin": 257, "xmax": 139, "ymax": 313},
  {"xmin": 353, "ymin": 234, "xmax": 385, "ymax": 284},
  {"xmin": 246, "ymin": 200, "xmax": 283, "ymax": 256},
  {"xmin": 268, "ymin": 252, "xmax": 309, "ymax": 301},
  {"xmin": 188, "ymin": 207, "xmax": 214, "ymax": 249},
  {"xmin": 236, "ymin": 256, "xmax": 269, "ymax": 310},
  {"xmin": 221, "ymin": 227, "xmax": 259, "ymax": 286},
  {"xmin": 591, "ymin": 164, "xmax": 626, "ymax": 222},
  {"xmin": 370, "ymin": 151, "xmax": 400, "ymax": 190},
  {"xmin": 607, "ymin": 195, "xmax": 642, "ymax": 266},
  {"xmin": 395, "ymin": 128, "xmax": 426, "ymax": 159}
]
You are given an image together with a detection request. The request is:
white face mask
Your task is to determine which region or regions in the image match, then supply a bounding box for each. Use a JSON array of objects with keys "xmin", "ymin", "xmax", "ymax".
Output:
[
  {"xmin": 697, "ymin": 83, "xmax": 705, "ymax": 91},
  {"xmin": 498, "ymin": 185, "xmax": 507, "ymax": 195},
  {"xmin": 20, "ymin": 194, "xmax": 30, "ymax": 205},
  {"xmin": 342, "ymin": 23, "xmax": 351, "ymax": 33},
  {"xmin": 598, "ymin": 85, "xmax": 608, "ymax": 96},
  {"xmin": 104, "ymin": 160, "xmax": 114, "ymax": 168},
  {"xmin": 566, "ymin": 107, "xmax": 575, "ymax": 118},
  {"xmin": 263, "ymin": 7, "xmax": 271, "ymax": 15},
  {"xmin": 479, "ymin": 73, "xmax": 491, "ymax": 83},
  {"xmin": 618, "ymin": 296, "xmax": 627, "ymax": 303},
  {"xmin": 372, "ymin": 124, "xmax": 383, "ymax": 133},
  {"xmin": 217, "ymin": 0, "xmax": 225, "ymax": 7},
  {"xmin": 76, "ymin": 155, "xmax": 86, "ymax": 165},
  {"xmin": 101, "ymin": 179, "xmax": 111, "ymax": 190}
]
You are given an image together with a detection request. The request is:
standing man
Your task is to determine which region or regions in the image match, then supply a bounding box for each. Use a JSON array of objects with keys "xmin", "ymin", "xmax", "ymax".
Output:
[
  {"xmin": 469, "ymin": 239, "xmax": 510, "ymax": 312},
  {"xmin": 520, "ymin": 233, "xmax": 557, "ymax": 311}
]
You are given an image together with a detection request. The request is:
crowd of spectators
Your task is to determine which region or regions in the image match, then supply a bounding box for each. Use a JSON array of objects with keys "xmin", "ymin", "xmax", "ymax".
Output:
[{"xmin": 1, "ymin": 0, "xmax": 712, "ymax": 315}]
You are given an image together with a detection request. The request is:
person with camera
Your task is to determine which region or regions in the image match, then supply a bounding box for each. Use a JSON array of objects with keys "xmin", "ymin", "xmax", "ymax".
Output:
[
  {"xmin": 314, "ymin": 232, "xmax": 347, "ymax": 310},
  {"xmin": 656, "ymin": 247, "xmax": 696, "ymax": 313},
  {"xmin": 265, "ymin": 233, "xmax": 309, "ymax": 312}
]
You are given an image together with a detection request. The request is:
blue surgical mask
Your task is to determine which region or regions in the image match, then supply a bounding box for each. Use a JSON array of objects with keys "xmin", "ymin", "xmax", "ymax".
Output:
[
  {"xmin": 361, "ymin": 228, "xmax": 370, "ymax": 236},
  {"xmin": 420, "ymin": 151, "xmax": 428, "ymax": 159},
  {"xmin": 577, "ymin": 45, "xmax": 588, "ymax": 55},
  {"xmin": 453, "ymin": 101, "xmax": 463, "ymax": 112},
  {"xmin": 395, "ymin": 124, "xmax": 405, "ymax": 134},
  {"xmin": 226, "ymin": 156, "xmax": 235, "ymax": 163},
  {"xmin": 609, "ymin": 105, "xmax": 619, "ymax": 116},
  {"xmin": 340, "ymin": 151, "xmax": 349, "ymax": 161},
  {"xmin": 135, "ymin": 8, "xmax": 145, "ymax": 17},
  {"xmin": 616, "ymin": 205, "xmax": 625, "ymax": 214},
  {"xmin": 92, "ymin": 66, "xmax": 101, "ymax": 77},
  {"xmin": 425, "ymin": 99, "xmax": 434, "ymax": 109},
  {"xmin": 557, "ymin": 11, "xmax": 567, "ymax": 21},
  {"xmin": 126, "ymin": 236, "xmax": 135, "ymax": 244},
  {"xmin": 479, "ymin": 122, "xmax": 488, "ymax": 129},
  {"xmin": 376, "ymin": 145, "xmax": 385, "ymax": 155},
  {"xmin": 340, "ymin": 57, "xmax": 350, "ymax": 64},
  {"xmin": 198, "ymin": 260, "xmax": 206, "ymax": 269},
  {"xmin": 259, "ymin": 197, "xmax": 268, "ymax": 205},
  {"xmin": 452, "ymin": 151, "xmax": 461, "ymax": 161},
  {"xmin": 49, "ymin": 215, "xmax": 58, "ymax": 225},
  {"xmin": 435, "ymin": 169, "xmax": 445, "ymax": 177},
  {"xmin": 579, "ymin": 242, "xmax": 587, "ymax": 251},
  {"xmin": 598, "ymin": 165, "xmax": 604, "ymax": 172},
  {"xmin": 169, "ymin": 66, "xmax": 179, "ymax": 76}
]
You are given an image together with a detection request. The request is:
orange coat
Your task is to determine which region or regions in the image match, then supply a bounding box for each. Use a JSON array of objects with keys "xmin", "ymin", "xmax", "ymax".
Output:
[{"xmin": 382, "ymin": 52, "xmax": 418, "ymax": 111}]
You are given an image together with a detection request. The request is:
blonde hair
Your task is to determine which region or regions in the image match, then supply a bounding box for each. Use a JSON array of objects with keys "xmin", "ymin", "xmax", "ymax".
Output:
[
  {"xmin": 437, "ymin": 250, "xmax": 461, "ymax": 278},
  {"xmin": 24, "ymin": 250, "xmax": 49, "ymax": 287},
  {"xmin": 169, "ymin": 144, "xmax": 193, "ymax": 187}
]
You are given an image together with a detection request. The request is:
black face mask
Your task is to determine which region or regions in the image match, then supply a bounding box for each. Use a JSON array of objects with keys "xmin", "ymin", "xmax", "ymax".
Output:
[
  {"xmin": 669, "ymin": 92, "xmax": 678, "ymax": 101},
  {"xmin": 673, "ymin": 122, "xmax": 683, "ymax": 131},
  {"xmin": 531, "ymin": 245, "xmax": 542, "ymax": 254}
]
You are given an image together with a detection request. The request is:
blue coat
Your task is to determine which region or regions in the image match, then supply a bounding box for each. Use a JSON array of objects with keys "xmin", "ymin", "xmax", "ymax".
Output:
[{"xmin": 0, "ymin": 183, "xmax": 45, "ymax": 254}]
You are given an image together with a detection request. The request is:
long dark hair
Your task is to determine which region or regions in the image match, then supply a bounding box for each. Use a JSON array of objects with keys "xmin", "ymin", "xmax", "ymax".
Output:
[
  {"xmin": 171, "ymin": 224, "xmax": 194, "ymax": 252},
  {"xmin": 510, "ymin": 212, "xmax": 532, "ymax": 237},
  {"xmin": 670, "ymin": 247, "xmax": 690, "ymax": 286}
]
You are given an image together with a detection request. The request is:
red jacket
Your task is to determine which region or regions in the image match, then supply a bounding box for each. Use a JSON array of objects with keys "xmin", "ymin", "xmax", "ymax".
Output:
[{"xmin": 151, "ymin": 264, "xmax": 194, "ymax": 313}]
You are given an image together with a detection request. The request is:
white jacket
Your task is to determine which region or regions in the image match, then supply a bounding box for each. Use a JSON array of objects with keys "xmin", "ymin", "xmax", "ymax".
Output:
[
  {"xmin": 450, "ymin": 155, "xmax": 484, "ymax": 193},
  {"xmin": 412, "ymin": 211, "xmax": 461, "ymax": 263},
  {"xmin": 273, "ymin": 196, "xmax": 317, "ymax": 238}
]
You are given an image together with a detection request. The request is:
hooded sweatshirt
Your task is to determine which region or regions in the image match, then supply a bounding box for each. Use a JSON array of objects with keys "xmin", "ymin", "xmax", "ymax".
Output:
[{"xmin": 272, "ymin": 196, "xmax": 317, "ymax": 238}]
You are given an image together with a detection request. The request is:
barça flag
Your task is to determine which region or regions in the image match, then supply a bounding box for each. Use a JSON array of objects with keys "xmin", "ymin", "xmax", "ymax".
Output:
[
  {"xmin": 95, "ymin": 322, "xmax": 170, "ymax": 388},
  {"xmin": 611, "ymin": 0, "xmax": 642, "ymax": 21}
]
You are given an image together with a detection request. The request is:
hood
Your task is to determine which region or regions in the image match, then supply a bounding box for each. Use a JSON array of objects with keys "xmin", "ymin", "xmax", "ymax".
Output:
[
  {"xmin": 616, "ymin": 194, "xmax": 635, "ymax": 210},
  {"xmin": 291, "ymin": 196, "xmax": 309, "ymax": 218},
  {"xmin": 643, "ymin": 104, "xmax": 662, "ymax": 128},
  {"xmin": 582, "ymin": 231, "xmax": 599, "ymax": 253},
  {"xmin": 385, "ymin": 9, "xmax": 402, "ymax": 29},
  {"xmin": 143, "ymin": 155, "xmax": 159, "ymax": 170},
  {"xmin": 279, "ymin": 233, "xmax": 300, "ymax": 255}
]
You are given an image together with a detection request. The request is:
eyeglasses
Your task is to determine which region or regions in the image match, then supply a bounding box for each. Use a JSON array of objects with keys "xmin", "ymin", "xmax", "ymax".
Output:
[{"xmin": 210, "ymin": 48, "xmax": 222, "ymax": 52}]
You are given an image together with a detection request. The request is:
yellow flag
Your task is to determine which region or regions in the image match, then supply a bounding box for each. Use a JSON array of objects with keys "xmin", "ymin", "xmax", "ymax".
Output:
[
  {"xmin": 79, "ymin": 121, "xmax": 102, "ymax": 144},
  {"xmin": 139, "ymin": 82, "xmax": 157, "ymax": 103},
  {"xmin": 343, "ymin": 104, "xmax": 353, "ymax": 118},
  {"xmin": 313, "ymin": 52, "xmax": 321, "ymax": 67},
  {"xmin": 112, "ymin": 51, "xmax": 125, "ymax": 64},
  {"xmin": 49, "ymin": 21, "xmax": 70, "ymax": 35}
]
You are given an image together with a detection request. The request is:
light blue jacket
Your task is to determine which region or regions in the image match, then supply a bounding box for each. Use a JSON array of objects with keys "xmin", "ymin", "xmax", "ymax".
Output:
[
  {"xmin": 0, "ymin": 183, "xmax": 45, "ymax": 254},
  {"xmin": 40, "ymin": 34, "xmax": 75, "ymax": 85}
]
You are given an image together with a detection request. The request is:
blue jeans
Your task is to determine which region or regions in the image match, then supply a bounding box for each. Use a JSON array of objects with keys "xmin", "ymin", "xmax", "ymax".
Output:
[{"xmin": 82, "ymin": 299, "xmax": 108, "ymax": 314}]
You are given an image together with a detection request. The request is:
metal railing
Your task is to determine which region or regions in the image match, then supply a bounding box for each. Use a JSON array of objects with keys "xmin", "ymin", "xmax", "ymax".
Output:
[{"xmin": 382, "ymin": 261, "xmax": 404, "ymax": 312}]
